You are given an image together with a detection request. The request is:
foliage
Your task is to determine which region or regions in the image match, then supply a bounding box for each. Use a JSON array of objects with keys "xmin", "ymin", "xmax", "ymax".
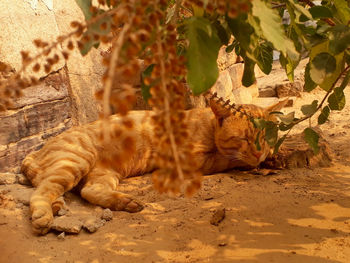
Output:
[{"xmin": 0, "ymin": 0, "xmax": 350, "ymax": 194}]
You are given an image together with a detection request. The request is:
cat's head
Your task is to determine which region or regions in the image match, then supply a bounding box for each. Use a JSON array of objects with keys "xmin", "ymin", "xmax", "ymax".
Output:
[{"xmin": 210, "ymin": 99, "xmax": 287, "ymax": 167}]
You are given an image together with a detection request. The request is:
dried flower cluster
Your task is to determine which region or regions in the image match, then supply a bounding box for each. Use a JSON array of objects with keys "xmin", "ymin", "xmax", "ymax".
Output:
[{"xmin": 0, "ymin": 0, "xmax": 252, "ymax": 195}]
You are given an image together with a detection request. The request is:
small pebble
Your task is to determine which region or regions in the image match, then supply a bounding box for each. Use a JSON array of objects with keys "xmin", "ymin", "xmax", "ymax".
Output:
[
  {"xmin": 210, "ymin": 208, "xmax": 226, "ymax": 226},
  {"xmin": 58, "ymin": 208, "xmax": 68, "ymax": 216},
  {"xmin": 101, "ymin": 209, "xmax": 113, "ymax": 221},
  {"xmin": 57, "ymin": 232, "xmax": 65, "ymax": 240}
]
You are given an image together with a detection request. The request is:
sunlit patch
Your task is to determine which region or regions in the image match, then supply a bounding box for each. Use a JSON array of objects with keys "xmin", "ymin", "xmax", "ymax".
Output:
[
  {"xmin": 288, "ymin": 203, "xmax": 350, "ymax": 232},
  {"xmin": 248, "ymin": 231, "xmax": 282, "ymax": 236},
  {"xmin": 145, "ymin": 203, "xmax": 166, "ymax": 212},
  {"xmin": 157, "ymin": 239, "xmax": 217, "ymax": 261},
  {"xmin": 244, "ymin": 219, "xmax": 274, "ymax": 227},
  {"xmin": 38, "ymin": 256, "xmax": 53, "ymax": 263},
  {"xmin": 201, "ymin": 201, "xmax": 223, "ymax": 209},
  {"xmin": 80, "ymin": 240, "xmax": 94, "ymax": 246}
]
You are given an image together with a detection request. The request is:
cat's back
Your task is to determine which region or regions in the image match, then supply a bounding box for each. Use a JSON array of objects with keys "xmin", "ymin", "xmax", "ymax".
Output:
[{"xmin": 21, "ymin": 110, "xmax": 153, "ymax": 184}]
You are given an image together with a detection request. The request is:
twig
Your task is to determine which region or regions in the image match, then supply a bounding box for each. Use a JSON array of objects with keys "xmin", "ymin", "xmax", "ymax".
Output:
[
  {"xmin": 157, "ymin": 27, "xmax": 184, "ymax": 182},
  {"xmin": 295, "ymin": 65, "xmax": 350, "ymax": 125},
  {"xmin": 171, "ymin": 0, "xmax": 183, "ymax": 24},
  {"xmin": 272, "ymin": 3, "xmax": 286, "ymax": 9},
  {"xmin": 102, "ymin": 9, "xmax": 134, "ymax": 119}
]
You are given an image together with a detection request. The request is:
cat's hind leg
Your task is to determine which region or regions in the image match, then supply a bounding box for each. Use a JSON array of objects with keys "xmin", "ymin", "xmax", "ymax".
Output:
[{"xmin": 80, "ymin": 166, "xmax": 144, "ymax": 213}]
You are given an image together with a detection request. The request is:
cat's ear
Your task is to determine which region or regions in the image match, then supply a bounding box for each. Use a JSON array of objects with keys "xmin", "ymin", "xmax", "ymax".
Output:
[
  {"xmin": 210, "ymin": 100, "xmax": 231, "ymax": 126},
  {"xmin": 209, "ymin": 100, "xmax": 231, "ymax": 119},
  {"xmin": 264, "ymin": 99, "xmax": 289, "ymax": 114}
]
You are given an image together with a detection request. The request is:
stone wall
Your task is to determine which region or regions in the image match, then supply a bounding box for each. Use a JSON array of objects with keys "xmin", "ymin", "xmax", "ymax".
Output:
[{"xmin": 0, "ymin": 0, "xmax": 105, "ymax": 172}]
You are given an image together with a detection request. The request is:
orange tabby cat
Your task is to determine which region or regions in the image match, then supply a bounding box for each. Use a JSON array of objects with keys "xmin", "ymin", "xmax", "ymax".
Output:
[{"xmin": 21, "ymin": 98, "xmax": 286, "ymax": 234}]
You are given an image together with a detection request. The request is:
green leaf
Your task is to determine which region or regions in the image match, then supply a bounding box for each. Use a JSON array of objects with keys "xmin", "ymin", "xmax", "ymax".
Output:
[
  {"xmin": 185, "ymin": 17, "xmax": 221, "ymax": 95},
  {"xmin": 255, "ymin": 131, "xmax": 262, "ymax": 151},
  {"xmin": 304, "ymin": 128, "xmax": 320, "ymax": 154},
  {"xmin": 309, "ymin": 6, "xmax": 333, "ymax": 19},
  {"xmin": 319, "ymin": 51, "xmax": 345, "ymax": 91},
  {"xmin": 329, "ymin": 26, "xmax": 350, "ymax": 55},
  {"xmin": 225, "ymin": 41, "xmax": 236, "ymax": 53},
  {"xmin": 333, "ymin": 0, "xmax": 350, "ymax": 24},
  {"xmin": 213, "ymin": 21, "xmax": 230, "ymax": 46},
  {"xmin": 226, "ymin": 15, "xmax": 255, "ymax": 51},
  {"xmin": 265, "ymin": 121, "xmax": 279, "ymax": 147},
  {"xmin": 279, "ymin": 122, "xmax": 295, "ymax": 132},
  {"xmin": 301, "ymin": 100, "xmax": 318, "ymax": 117},
  {"xmin": 254, "ymin": 42, "xmax": 273, "ymax": 75},
  {"xmin": 80, "ymin": 37, "xmax": 96, "ymax": 56},
  {"xmin": 287, "ymin": 0, "xmax": 313, "ymax": 20},
  {"xmin": 277, "ymin": 111, "xmax": 295, "ymax": 125},
  {"xmin": 304, "ymin": 62, "xmax": 317, "ymax": 92},
  {"xmin": 253, "ymin": 118, "xmax": 266, "ymax": 130},
  {"xmin": 310, "ymin": 52, "xmax": 337, "ymax": 84},
  {"xmin": 328, "ymin": 87, "xmax": 346, "ymax": 110},
  {"xmin": 252, "ymin": 0, "xmax": 298, "ymax": 60},
  {"xmin": 339, "ymin": 70, "xmax": 350, "ymax": 90},
  {"xmin": 75, "ymin": 0, "xmax": 92, "ymax": 20},
  {"xmin": 192, "ymin": 4, "xmax": 204, "ymax": 17},
  {"xmin": 141, "ymin": 64, "xmax": 155, "ymax": 102},
  {"xmin": 279, "ymin": 53, "xmax": 299, "ymax": 82},
  {"xmin": 318, "ymin": 106, "xmax": 330, "ymax": 125},
  {"xmin": 242, "ymin": 55, "xmax": 256, "ymax": 87},
  {"xmin": 274, "ymin": 135, "xmax": 287, "ymax": 154}
]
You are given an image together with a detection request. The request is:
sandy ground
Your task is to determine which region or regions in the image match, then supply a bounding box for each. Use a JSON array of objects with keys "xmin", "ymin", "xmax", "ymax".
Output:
[{"xmin": 0, "ymin": 84, "xmax": 350, "ymax": 263}]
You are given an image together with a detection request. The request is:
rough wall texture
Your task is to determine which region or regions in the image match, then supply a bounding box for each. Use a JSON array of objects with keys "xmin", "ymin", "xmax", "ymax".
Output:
[
  {"xmin": 0, "ymin": 0, "xmax": 105, "ymax": 172},
  {"xmin": 0, "ymin": 1, "xmax": 248, "ymax": 172}
]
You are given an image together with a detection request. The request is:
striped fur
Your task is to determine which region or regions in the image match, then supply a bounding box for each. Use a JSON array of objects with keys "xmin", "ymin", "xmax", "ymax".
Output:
[{"xmin": 21, "ymin": 101, "xmax": 286, "ymax": 234}]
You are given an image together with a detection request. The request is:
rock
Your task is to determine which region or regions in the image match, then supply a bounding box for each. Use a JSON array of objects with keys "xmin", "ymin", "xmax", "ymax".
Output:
[
  {"xmin": 211, "ymin": 70, "xmax": 234, "ymax": 102},
  {"xmin": 252, "ymin": 97, "xmax": 280, "ymax": 108},
  {"xmin": 16, "ymin": 174, "xmax": 31, "ymax": 186},
  {"xmin": 101, "ymin": 209, "xmax": 113, "ymax": 221},
  {"xmin": 0, "ymin": 0, "xmax": 65, "ymax": 78},
  {"xmin": 261, "ymin": 130, "xmax": 333, "ymax": 169},
  {"xmin": 16, "ymin": 202, "xmax": 24, "ymax": 208},
  {"xmin": 0, "ymin": 120, "xmax": 72, "ymax": 173},
  {"xmin": 0, "ymin": 173, "xmax": 17, "ymax": 185},
  {"xmin": 259, "ymin": 85, "xmax": 277, "ymax": 97},
  {"xmin": 232, "ymin": 84, "xmax": 258, "ymax": 104},
  {"xmin": 210, "ymin": 208, "xmax": 226, "ymax": 226},
  {"xmin": 58, "ymin": 208, "xmax": 69, "ymax": 216},
  {"xmin": 217, "ymin": 45, "xmax": 238, "ymax": 71},
  {"xmin": 9, "ymin": 72, "xmax": 69, "ymax": 110},
  {"xmin": 51, "ymin": 216, "xmax": 83, "ymax": 234},
  {"xmin": 0, "ymin": 99, "xmax": 71, "ymax": 146},
  {"xmin": 57, "ymin": 232, "xmax": 65, "ymax": 240},
  {"xmin": 276, "ymin": 81, "xmax": 303, "ymax": 98},
  {"xmin": 52, "ymin": 196, "xmax": 67, "ymax": 216},
  {"xmin": 227, "ymin": 63, "xmax": 244, "ymax": 90},
  {"xmin": 83, "ymin": 217, "xmax": 106, "ymax": 233},
  {"xmin": 285, "ymin": 97, "xmax": 296, "ymax": 107},
  {"xmin": 184, "ymin": 91, "xmax": 207, "ymax": 109},
  {"xmin": 7, "ymin": 186, "xmax": 33, "ymax": 206}
]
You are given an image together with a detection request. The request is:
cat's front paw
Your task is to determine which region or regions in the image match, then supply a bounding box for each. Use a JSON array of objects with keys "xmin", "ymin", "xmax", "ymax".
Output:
[
  {"xmin": 115, "ymin": 194, "xmax": 144, "ymax": 213},
  {"xmin": 31, "ymin": 207, "xmax": 53, "ymax": 235}
]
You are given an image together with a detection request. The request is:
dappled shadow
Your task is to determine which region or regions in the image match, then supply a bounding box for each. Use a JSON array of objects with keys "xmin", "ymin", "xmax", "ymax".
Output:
[{"xmin": 1, "ymin": 162, "xmax": 350, "ymax": 263}]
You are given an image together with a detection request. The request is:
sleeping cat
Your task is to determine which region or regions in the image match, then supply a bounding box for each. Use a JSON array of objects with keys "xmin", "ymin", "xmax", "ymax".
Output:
[{"xmin": 21, "ymin": 97, "xmax": 286, "ymax": 234}]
